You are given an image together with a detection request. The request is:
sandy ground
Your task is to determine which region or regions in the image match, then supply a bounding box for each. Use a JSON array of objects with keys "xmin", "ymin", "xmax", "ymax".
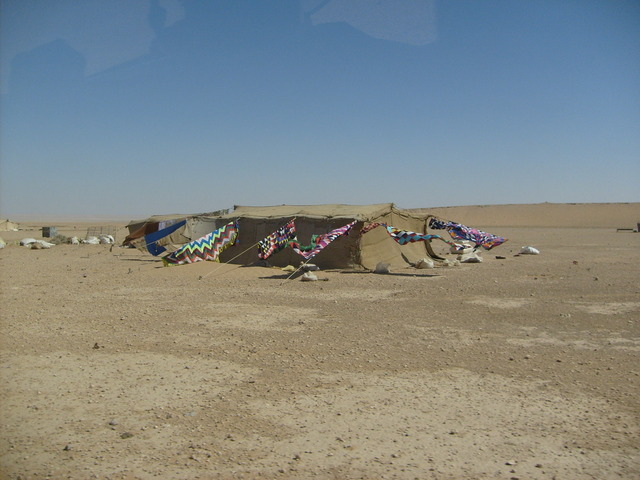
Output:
[{"xmin": 1, "ymin": 204, "xmax": 639, "ymax": 479}]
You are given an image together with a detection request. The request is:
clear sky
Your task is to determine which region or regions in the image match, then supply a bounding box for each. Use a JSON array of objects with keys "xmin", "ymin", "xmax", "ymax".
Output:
[{"xmin": 1, "ymin": 0, "xmax": 638, "ymax": 218}]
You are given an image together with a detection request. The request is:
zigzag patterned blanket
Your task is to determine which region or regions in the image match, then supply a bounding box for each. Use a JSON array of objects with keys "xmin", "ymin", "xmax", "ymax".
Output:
[
  {"xmin": 289, "ymin": 221, "xmax": 357, "ymax": 260},
  {"xmin": 428, "ymin": 218, "xmax": 507, "ymax": 250},
  {"xmin": 162, "ymin": 221, "xmax": 238, "ymax": 266},
  {"xmin": 258, "ymin": 220, "xmax": 296, "ymax": 260}
]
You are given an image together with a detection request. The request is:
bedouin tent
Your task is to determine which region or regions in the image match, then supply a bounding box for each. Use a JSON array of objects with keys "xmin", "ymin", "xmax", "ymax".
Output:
[
  {"xmin": 182, "ymin": 204, "xmax": 443, "ymax": 269},
  {"xmin": 123, "ymin": 214, "xmax": 192, "ymax": 247},
  {"xmin": 0, "ymin": 218, "xmax": 19, "ymax": 231}
]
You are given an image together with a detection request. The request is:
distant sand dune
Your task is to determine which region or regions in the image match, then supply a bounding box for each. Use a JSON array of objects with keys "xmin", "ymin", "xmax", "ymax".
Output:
[
  {"xmin": 411, "ymin": 202, "xmax": 639, "ymax": 229},
  {"xmin": 3, "ymin": 203, "xmax": 639, "ymax": 234}
]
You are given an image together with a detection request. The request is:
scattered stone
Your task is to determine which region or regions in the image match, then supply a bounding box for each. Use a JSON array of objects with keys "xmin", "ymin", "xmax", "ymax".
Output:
[
  {"xmin": 108, "ymin": 419, "xmax": 118, "ymax": 426},
  {"xmin": 63, "ymin": 445, "xmax": 72, "ymax": 451},
  {"xmin": 120, "ymin": 432, "xmax": 134, "ymax": 439},
  {"xmin": 374, "ymin": 262, "xmax": 391, "ymax": 274},
  {"xmin": 519, "ymin": 246, "xmax": 540, "ymax": 255},
  {"xmin": 458, "ymin": 252, "xmax": 483, "ymax": 263},
  {"xmin": 300, "ymin": 272, "xmax": 318, "ymax": 282},
  {"xmin": 415, "ymin": 258, "xmax": 435, "ymax": 269}
]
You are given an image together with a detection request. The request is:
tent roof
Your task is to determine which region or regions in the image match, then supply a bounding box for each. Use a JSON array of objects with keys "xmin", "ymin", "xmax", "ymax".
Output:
[
  {"xmin": 0, "ymin": 218, "xmax": 19, "ymax": 231},
  {"xmin": 215, "ymin": 203, "xmax": 415, "ymax": 221},
  {"xmin": 126, "ymin": 214, "xmax": 194, "ymax": 227}
]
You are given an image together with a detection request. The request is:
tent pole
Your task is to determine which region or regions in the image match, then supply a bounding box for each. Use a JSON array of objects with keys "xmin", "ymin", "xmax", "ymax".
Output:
[
  {"xmin": 199, "ymin": 240, "xmax": 262, "ymax": 280},
  {"xmin": 281, "ymin": 256, "xmax": 315, "ymax": 284}
]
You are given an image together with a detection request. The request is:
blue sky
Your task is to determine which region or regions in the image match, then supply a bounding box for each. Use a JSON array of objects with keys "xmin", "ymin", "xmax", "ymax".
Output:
[{"xmin": 1, "ymin": 0, "xmax": 638, "ymax": 218}]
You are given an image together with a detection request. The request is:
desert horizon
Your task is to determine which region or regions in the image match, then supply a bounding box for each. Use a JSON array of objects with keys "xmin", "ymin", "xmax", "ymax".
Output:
[
  {"xmin": 3, "ymin": 201, "xmax": 639, "ymax": 229},
  {"xmin": 1, "ymin": 201, "xmax": 639, "ymax": 479}
]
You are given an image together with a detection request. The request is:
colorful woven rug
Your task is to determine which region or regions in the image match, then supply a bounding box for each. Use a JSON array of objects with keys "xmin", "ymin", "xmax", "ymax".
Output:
[
  {"xmin": 162, "ymin": 221, "xmax": 238, "ymax": 266},
  {"xmin": 362, "ymin": 222, "xmax": 463, "ymax": 249},
  {"xmin": 258, "ymin": 220, "xmax": 297, "ymax": 260},
  {"xmin": 428, "ymin": 218, "xmax": 507, "ymax": 250},
  {"xmin": 290, "ymin": 221, "xmax": 357, "ymax": 260}
]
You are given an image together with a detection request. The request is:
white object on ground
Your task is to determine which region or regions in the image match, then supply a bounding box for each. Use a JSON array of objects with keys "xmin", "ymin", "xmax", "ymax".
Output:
[
  {"xmin": 519, "ymin": 246, "xmax": 540, "ymax": 255},
  {"xmin": 300, "ymin": 272, "xmax": 318, "ymax": 281},
  {"xmin": 83, "ymin": 236, "xmax": 100, "ymax": 244},
  {"xmin": 415, "ymin": 258, "xmax": 435, "ymax": 269},
  {"xmin": 442, "ymin": 259, "xmax": 460, "ymax": 267},
  {"xmin": 20, "ymin": 238, "xmax": 55, "ymax": 248},
  {"xmin": 374, "ymin": 262, "xmax": 391, "ymax": 274},
  {"xmin": 458, "ymin": 252, "xmax": 483, "ymax": 263}
]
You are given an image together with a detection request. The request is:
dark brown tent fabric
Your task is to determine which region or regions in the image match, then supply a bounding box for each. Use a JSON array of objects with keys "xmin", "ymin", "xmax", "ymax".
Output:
[
  {"xmin": 200, "ymin": 204, "xmax": 439, "ymax": 269},
  {"xmin": 124, "ymin": 204, "xmax": 443, "ymax": 269}
]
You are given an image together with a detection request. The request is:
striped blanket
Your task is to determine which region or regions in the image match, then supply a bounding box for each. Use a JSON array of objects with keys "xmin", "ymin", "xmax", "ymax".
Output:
[
  {"xmin": 362, "ymin": 222, "xmax": 463, "ymax": 249},
  {"xmin": 258, "ymin": 220, "xmax": 296, "ymax": 260},
  {"xmin": 162, "ymin": 221, "xmax": 238, "ymax": 266},
  {"xmin": 290, "ymin": 221, "xmax": 357, "ymax": 260},
  {"xmin": 428, "ymin": 218, "xmax": 506, "ymax": 250}
]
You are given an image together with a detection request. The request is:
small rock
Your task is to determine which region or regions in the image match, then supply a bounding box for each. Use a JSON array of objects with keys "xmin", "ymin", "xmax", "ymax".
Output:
[
  {"xmin": 120, "ymin": 432, "xmax": 134, "ymax": 439},
  {"xmin": 374, "ymin": 262, "xmax": 390, "ymax": 274},
  {"xmin": 415, "ymin": 258, "xmax": 434, "ymax": 269},
  {"xmin": 458, "ymin": 252, "xmax": 483, "ymax": 263},
  {"xmin": 300, "ymin": 272, "xmax": 318, "ymax": 282}
]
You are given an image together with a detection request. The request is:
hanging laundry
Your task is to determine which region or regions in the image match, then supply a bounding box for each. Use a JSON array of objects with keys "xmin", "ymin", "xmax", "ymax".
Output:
[
  {"xmin": 361, "ymin": 222, "xmax": 463, "ymax": 250},
  {"xmin": 383, "ymin": 225, "xmax": 450, "ymax": 245},
  {"xmin": 288, "ymin": 235, "xmax": 321, "ymax": 252},
  {"xmin": 360, "ymin": 222, "xmax": 384, "ymax": 234},
  {"xmin": 134, "ymin": 219, "xmax": 187, "ymax": 256},
  {"xmin": 258, "ymin": 220, "xmax": 297, "ymax": 260},
  {"xmin": 290, "ymin": 221, "xmax": 357, "ymax": 260},
  {"xmin": 162, "ymin": 221, "xmax": 238, "ymax": 266},
  {"xmin": 428, "ymin": 217, "xmax": 507, "ymax": 250}
]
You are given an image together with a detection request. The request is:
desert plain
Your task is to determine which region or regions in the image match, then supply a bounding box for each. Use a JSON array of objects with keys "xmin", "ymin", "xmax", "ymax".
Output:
[{"xmin": 0, "ymin": 203, "xmax": 639, "ymax": 480}]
